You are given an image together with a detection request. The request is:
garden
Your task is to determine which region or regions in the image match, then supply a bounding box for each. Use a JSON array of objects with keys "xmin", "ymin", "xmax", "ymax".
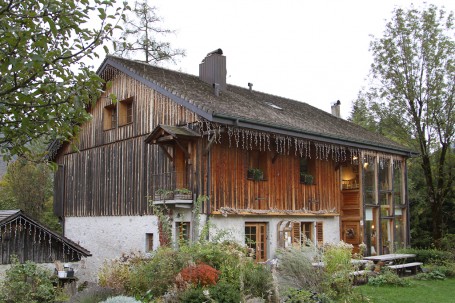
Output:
[{"xmin": 0, "ymin": 237, "xmax": 454, "ymax": 302}]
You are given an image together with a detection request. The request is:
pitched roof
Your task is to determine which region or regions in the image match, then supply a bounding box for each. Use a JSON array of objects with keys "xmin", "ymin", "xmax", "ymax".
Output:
[
  {"xmin": 0, "ymin": 209, "xmax": 91, "ymax": 257},
  {"xmin": 144, "ymin": 124, "xmax": 201, "ymax": 145},
  {"xmin": 99, "ymin": 55, "xmax": 414, "ymax": 156}
]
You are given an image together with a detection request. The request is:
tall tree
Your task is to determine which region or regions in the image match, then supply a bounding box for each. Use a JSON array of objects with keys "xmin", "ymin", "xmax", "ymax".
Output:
[
  {"xmin": 0, "ymin": 159, "xmax": 52, "ymax": 218},
  {"xmin": 0, "ymin": 0, "xmax": 126, "ymax": 160},
  {"xmin": 0, "ymin": 139, "xmax": 61, "ymax": 232},
  {"xmin": 355, "ymin": 4, "xmax": 454, "ymax": 246},
  {"xmin": 114, "ymin": 0, "xmax": 185, "ymax": 64}
]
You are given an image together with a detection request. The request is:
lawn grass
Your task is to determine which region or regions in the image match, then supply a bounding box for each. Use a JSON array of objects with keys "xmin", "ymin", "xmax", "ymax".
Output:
[{"xmin": 354, "ymin": 278, "xmax": 455, "ymax": 303}]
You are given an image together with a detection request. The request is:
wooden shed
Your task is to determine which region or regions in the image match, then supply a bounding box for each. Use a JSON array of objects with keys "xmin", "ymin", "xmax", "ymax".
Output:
[{"xmin": 0, "ymin": 210, "xmax": 90, "ymax": 264}]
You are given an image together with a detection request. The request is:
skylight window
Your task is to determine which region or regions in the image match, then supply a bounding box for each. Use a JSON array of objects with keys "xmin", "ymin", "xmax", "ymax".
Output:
[{"xmin": 265, "ymin": 102, "xmax": 282, "ymax": 110}]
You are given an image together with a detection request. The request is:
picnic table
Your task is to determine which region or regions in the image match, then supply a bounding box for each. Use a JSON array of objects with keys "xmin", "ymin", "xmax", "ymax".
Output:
[
  {"xmin": 363, "ymin": 253, "xmax": 416, "ymax": 264},
  {"xmin": 363, "ymin": 253, "xmax": 422, "ymax": 276}
]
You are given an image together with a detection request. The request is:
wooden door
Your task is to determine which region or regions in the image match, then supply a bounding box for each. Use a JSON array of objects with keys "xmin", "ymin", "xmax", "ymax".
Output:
[
  {"xmin": 342, "ymin": 221, "xmax": 361, "ymax": 253},
  {"xmin": 245, "ymin": 223, "xmax": 267, "ymax": 262}
]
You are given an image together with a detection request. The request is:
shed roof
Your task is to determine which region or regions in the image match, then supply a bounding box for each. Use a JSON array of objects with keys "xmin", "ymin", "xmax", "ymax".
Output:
[
  {"xmin": 98, "ymin": 55, "xmax": 414, "ymax": 156},
  {"xmin": 0, "ymin": 210, "xmax": 91, "ymax": 258}
]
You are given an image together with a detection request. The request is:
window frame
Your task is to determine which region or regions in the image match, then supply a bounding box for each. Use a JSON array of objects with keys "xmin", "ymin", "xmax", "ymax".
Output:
[
  {"xmin": 247, "ymin": 150, "xmax": 268, "ymax": 181},
  {"xmin": 145, "ymin": 233, "xmax": 154, "ymax": 252},
  {"xmin": 299, "ymin": 157, "xmax": 316, "ymax": 185},
  {"xmin": 103, "ymin": 104, "xmax": 117, "ymax": 130},
  {"xmin": 119, "ymin": 97, "xmax": 134, "ymax": 126},
  {"xmin": 176, "ymin": 221, "xmax": 191, "ymax": 243}
]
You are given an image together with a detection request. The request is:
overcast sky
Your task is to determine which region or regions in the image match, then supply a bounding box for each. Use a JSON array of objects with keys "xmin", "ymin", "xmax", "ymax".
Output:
[{"xmin": 104, "ymin": 0, "xmax": 454, "ymax": 119}]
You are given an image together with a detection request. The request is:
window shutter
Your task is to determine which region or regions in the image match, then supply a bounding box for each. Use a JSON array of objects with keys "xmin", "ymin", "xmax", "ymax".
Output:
[
  {"xmin": 316, "ymin": 222, "xmax": 323, "ymax": 245},
  {"xmin": 292, "ymin": 222, "xmax": 301, "ymax": 245}
]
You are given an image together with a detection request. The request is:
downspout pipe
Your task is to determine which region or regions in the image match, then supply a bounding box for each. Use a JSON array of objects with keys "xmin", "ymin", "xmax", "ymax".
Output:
[{"xmin": 205, "ymin": 143, "xmax": 211, "ymax": 241}]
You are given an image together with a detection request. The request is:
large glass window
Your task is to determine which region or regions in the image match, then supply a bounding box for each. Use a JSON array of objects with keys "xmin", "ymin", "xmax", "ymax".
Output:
[
  {"xmin": 379, "ymin": 159, "xmax": 393, "ymax": 217},
  {"xmin": 393, "ymin": 163, "xmax": 404, "ymax": 205},
  {"xmin": 365, "ymin": 207, "xmax": 378, "ymax": 256},
  {"xmin": 363, "ymin": 157, "xmax": 376, "ymax": 205},
  {"xmin": 362, "ymin": 155, "xmax": 407, "ymax": 254},
  {"xmin": 381, "ymin": 219, "xmax": 393, "ymax": 254},
  {"xmin": 394, "ymin": 207, "xmax": 406, "ymax": 250},
  {"xmin": 341, "ymin": 163, "xmax": 359, "ymax": 190}
]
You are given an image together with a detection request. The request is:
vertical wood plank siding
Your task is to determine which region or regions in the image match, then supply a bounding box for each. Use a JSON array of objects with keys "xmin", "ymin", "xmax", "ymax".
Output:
[
  {"xmin": 209, "ymin": 142, "xmax": 342, "ymax": 212},
  {"xmin": 55, "ymin": 70, "xmax": 345, "ymax": 217},
  {"xmin": 1, "ymin": 223, "xmax": 81, "ymax": 264},
  {"xmin": 55, "ymin": 73, "xmax": 199, "ymax": 216}
]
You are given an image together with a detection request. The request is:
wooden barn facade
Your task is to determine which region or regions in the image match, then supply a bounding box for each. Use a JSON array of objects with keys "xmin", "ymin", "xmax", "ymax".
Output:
[
  {"xmin": 52, "ymin": 51, "xmax": 414, "ymax": 273},
  {"xmin": 0, "ymin": 210, "xmax": 90, "ymax": 265}
]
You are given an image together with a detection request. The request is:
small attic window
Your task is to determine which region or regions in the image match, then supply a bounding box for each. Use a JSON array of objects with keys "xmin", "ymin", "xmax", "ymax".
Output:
[{"xmin": 265, "ymin": 102, "xmax": 282, "ymax": 110}]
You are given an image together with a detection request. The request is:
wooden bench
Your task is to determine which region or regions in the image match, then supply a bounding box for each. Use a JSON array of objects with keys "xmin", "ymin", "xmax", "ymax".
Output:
[{"xmin": 387, "ymin": 262, "xmax": 423, "ymax": 276}]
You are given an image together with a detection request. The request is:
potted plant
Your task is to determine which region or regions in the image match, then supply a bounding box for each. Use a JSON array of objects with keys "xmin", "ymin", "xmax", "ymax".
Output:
[
  {"xmin": 247, "ymin": 168, "xmax": 264, "ymax": 181},
  {"xmin": 154, "ymin": 189, "xmax": 174, "ymax": 201},
  {"xmin": 300, "ymin": 173, "xmax": 314, "ymax": 185},
  {"xmin": 174, "ymin": 188, "xmax": 192, "ymax": 200},
  {"xmin": 54, "ymin": 260, "xmax": 66, "ymax": 278}
]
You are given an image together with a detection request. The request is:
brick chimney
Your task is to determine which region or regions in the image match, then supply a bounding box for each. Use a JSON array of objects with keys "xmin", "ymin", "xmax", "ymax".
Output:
[
  {"xmin": 199, "ymin": 49, "xmax": 227, "ymax": 93},
  {"xmin": 331, "ymin": 100, "xmax": 341, "ymax": 118}
]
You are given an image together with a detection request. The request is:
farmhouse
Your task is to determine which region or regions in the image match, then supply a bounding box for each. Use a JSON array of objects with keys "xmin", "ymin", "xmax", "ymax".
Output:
[{"xmin": 51, "ymin": 50, "xmax": 414, "ymax": 279}]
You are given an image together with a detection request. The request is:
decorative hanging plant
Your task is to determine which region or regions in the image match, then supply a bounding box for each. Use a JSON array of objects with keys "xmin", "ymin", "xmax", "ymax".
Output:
[
  {"xmin": 300, "ymin": 173, "xmax": 314, "ymax": 185},
  {"xmin": 247, "ymin": 168, "xmax": 264, "ymax": 181},
  {"xmin": 346, "ymin": 228, "xmax": 356, "ymax": 239}
]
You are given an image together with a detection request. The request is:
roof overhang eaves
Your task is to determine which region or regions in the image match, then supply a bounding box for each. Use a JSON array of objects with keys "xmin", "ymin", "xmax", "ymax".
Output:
[
  {"xmin": 99, "ymin": 58, "xmax": 213, "ymax": 121},
  {"xmin": 212, "ymin": 113, "xmax": 414, "ymax": 157}
]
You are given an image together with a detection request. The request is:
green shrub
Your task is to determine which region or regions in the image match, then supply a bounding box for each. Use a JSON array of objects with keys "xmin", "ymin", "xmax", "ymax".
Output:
[
  {"xmin": 283, "ymin": 288, "xmax": 315, "ymax": 303},
  {"xmin": 414, "ymin": 270, "xmax": 446, "ymax": 280},
  {"xmin": 69, "ymin": 285, "xmax": 116, "ymax": 303},
  {"xmin": 398, "ymin": 248, "xmax": 453, "ymax": 265},
  {"xmin": 423, "ymin": 262, "xmax": 455, "ymax": 277},
  {"xmin": 441, "ymin": 234, "xmax": 455, "ymax": 253},
  {"xmin": 99, "ymin": 296, "xmax": 141, "ymax": 303},
  {"xmin": 322, "ymin": 242, "xmax": 354, "ymax": 300},
  {"xmin": 0, "ymin": 258, "xmax": 55, "ymax": 303},
  {"xmin": 243, "ymin": 262, "xmax": 274, "ymax": 300},
  {"xmin": 98, "ymin": 254, "xmax": 142, "ymax": 293},
  {"xmin": 209, "ymin": 280, "xmax": 241, "ymax": 303},
  {"xmin": 276, "ymin": 247, "xmax": 324, "ymax": 293},
  {"xmin": 178, "ymin": 287, "xmax": 207, "ymax": 303},
  {"xmin": 180, "ymin": 240, "xmax": 247, "ymax": 288},
  {"xmin": 128, "ymin": 247, "xmax": 188, "ymax": 298},
  {"xmin": 368, "ymin": 268, "xmax": 410, "ymax": 287}
]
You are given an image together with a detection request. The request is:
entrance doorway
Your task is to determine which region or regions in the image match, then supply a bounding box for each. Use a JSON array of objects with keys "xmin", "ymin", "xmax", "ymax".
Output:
[
  {"xmin": 245, "ymin": 223, "xmax": 267, "ymax": 262},
  {"xmin": 342, "ymin": 221, "xmax": 361, "ymax": 253}
]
